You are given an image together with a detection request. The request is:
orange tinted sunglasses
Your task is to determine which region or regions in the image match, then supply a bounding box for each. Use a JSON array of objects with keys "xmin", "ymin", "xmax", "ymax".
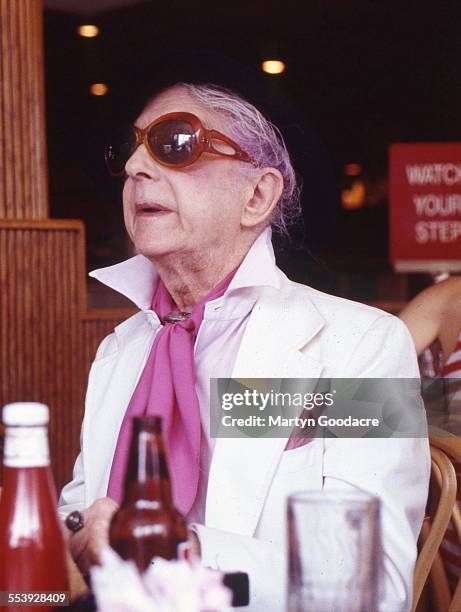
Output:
[{"xmin": 105, "ymin": 111, "xmax": 256, "ymax": 176}]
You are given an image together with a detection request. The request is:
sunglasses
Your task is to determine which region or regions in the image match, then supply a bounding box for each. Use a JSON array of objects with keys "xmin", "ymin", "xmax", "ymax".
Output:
[{"xmin": 105, "ymin": 111, "xmax": 256, "ymax": 176}]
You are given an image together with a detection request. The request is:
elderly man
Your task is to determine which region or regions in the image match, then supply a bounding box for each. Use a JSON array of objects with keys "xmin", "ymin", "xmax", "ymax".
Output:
[{"xmin": 59, "ymin": 83, "xmax": 430, "ymax": 611}]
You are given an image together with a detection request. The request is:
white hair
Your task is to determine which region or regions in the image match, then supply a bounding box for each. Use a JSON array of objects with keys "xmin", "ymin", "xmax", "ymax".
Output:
[{"xmin": 174, "ymin": 83, "xmax": 302, "ymax": 237}]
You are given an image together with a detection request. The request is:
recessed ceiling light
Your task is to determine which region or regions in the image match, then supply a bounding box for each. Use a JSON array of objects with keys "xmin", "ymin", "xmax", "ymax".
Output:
[
  {"xmin": 90, "ymin": 83, "xmax": 108, "ymax": 96},
  {"xmin": 342, "ymin": 180, "xmax": 366, "ymax": 209},
  {"xmin": 78, "ymin": 25, "xmax": 99, "ymax": 38},
  {"xmin": 262, "ymin": 60, "xmax": 286, "ymax": 75},
  {"xmin": 344, "ymin": 163, "xmax": 362, "ymax": 176}
]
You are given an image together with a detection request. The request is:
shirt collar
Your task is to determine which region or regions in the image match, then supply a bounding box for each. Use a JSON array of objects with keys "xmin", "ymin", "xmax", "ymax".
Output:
[{"xmin": 89, "ymin": 226, "xmax": 280, "ymax": 312}]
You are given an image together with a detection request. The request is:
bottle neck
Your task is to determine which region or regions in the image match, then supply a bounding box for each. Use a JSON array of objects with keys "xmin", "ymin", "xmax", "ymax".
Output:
[
  {"xmin": 123, "ymin": 427, "xmax": 173, "ymax": 506},
  {"xmin": 4, "ymin": 425, "xmax": 50, "ymax": 468}
]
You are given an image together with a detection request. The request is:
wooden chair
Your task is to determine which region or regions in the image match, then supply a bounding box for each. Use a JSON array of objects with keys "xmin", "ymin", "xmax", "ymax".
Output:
[
  {"xmin": 413, "ymin": 430, "xmax": 461, "ymax": 611},
  {"xmin": 429, "ymin": 430, "xmax": 461, "ymax": 612}
]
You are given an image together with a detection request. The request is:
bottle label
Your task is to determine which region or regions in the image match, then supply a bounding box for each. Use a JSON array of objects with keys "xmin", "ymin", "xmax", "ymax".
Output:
[{"xmin": 4, "ymin": 426, "xmax": 49, "ymax": 467}]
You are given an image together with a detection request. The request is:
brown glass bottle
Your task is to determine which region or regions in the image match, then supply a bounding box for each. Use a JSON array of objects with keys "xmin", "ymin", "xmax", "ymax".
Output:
[{"xmin": 109, "ymin": 417, "xmax": 188, "ymax": 572}]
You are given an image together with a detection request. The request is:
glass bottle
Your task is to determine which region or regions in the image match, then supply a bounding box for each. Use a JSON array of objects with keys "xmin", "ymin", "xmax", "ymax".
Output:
[
  {"xmin": 109, "ymin": 416, "xmax": 188, "ymax": 572},
  {"xmin": 0, "ymin": 402, "xmax": 68, "ymax": 611}
]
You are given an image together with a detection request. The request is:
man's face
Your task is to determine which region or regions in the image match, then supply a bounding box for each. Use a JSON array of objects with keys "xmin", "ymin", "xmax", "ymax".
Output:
[{"xmin": 123, "ymin": 87, "xmax": 252, "ymax": 263}]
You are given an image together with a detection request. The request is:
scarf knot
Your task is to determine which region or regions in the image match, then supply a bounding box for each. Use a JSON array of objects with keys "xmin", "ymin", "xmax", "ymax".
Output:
[{"xmin": 107, "ymin": 269, "xmax": 236, "ymax": 514}]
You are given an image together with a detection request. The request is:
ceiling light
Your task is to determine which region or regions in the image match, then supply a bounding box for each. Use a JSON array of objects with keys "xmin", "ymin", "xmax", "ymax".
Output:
[
  {"xmin": 78, "ymin": 25, "xmax": 99, "ymax": 38},
  {"xmin": 344, "ymin": 163, "xmax": 362, "ymax": 176},
  {"xmin": 262, "ymin": 60, "xmax": 285, "ymax": 75},
  {"xmin": 341, "ymin": 180, "xmax": 366, "ymax": 209},
  {"xmin": 90, "ymin": 83, "xmax": 108, "ymax": 96}
]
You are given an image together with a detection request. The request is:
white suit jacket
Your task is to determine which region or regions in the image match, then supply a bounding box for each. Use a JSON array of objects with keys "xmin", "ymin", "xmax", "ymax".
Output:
[{"xmin": 59, "ymin": 252, "xmax": 430, "ymax": 612}]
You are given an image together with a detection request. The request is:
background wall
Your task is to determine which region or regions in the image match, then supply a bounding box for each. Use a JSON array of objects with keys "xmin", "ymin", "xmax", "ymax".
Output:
[{"xmin": 44, "ymin": 0, "xmax": 461, "ymax": 303}]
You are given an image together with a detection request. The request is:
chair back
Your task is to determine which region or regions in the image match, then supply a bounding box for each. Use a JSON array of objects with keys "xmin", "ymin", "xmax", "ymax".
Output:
[{"xmin": 413, "ymin": 430, "xmax": 461, "ymax": 611}]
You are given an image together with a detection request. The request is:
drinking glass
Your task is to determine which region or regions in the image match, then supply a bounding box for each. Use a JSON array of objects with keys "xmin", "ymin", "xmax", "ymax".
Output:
[{"xmin": 287, "ymin": 491, "xmax": 380, "ymax": 612}]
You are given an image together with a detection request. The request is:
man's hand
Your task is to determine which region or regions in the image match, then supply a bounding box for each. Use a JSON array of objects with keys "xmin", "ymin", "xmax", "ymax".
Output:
[{"xmin": 67, "ymin": 497, "xmax": 119, "ymax": 576}]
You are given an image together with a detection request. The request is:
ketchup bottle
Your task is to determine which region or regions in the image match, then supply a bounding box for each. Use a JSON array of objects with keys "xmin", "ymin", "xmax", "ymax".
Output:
[
  {"xmin": 109, "ymin": 416, "xmax": 189, "ymax": 572},
  {"xmin": 0, "ymin": 402, "xmax": 68, "ymax": 611}
]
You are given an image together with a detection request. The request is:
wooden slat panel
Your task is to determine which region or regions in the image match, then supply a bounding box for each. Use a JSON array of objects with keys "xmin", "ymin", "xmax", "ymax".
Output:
[
  {"xmin": 0, "ymin": 0, "xmax": 48, "ymax": 220},
  {"xmin": 0, "ymin": 222, "xmax": 135, "ymax": 490}
]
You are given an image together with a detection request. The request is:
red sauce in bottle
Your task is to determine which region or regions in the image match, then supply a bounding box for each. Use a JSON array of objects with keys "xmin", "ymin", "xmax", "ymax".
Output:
[{"xmin": 0, "ymin": 403, "xmax": 68, "ymax": 612}]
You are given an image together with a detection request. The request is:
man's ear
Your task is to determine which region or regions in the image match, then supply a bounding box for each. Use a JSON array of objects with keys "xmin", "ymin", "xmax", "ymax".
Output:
[{"xmin": 241, "ymin": 168, "xmax": 284, "ymax": 228}]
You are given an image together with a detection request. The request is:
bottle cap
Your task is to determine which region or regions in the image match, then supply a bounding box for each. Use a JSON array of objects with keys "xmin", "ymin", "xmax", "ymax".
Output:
[{"xmin": 2, "ymin": 402, "xmax": 49, "ymax": 426}]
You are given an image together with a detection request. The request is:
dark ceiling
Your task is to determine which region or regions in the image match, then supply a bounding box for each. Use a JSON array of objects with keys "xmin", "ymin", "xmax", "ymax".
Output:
[
  {"xmin": 43, "ymin": 0, "xmax": 461, "ymax": 296},
  {"xmin": 46, "ymin": 0, "xmax": 461, "ymax": 159}
]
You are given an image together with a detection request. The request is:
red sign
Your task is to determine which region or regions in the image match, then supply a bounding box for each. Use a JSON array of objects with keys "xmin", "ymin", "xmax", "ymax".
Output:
[{"xmin": 389, "ymin": 143, "xmax": 461, "ymax": 272}]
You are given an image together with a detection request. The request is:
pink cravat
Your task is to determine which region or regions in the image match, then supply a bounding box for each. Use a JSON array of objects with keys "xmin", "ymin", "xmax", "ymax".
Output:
[{"xmin": 107, "ymin": 270, "xmax": 236, "ymax": 515}]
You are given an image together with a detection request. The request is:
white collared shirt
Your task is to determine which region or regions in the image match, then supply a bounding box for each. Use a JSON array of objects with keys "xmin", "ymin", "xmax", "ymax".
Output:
[{"xmin": 89, "ymin": 227, "xmax": 280, "ymax": 521}]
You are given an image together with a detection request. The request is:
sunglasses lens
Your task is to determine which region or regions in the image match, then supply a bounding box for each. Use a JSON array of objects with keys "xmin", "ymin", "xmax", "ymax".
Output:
[
  {"xmin": 148, "ymin": 119, "xmax": 197, "ymax": 165},
  {"xmin": 105, "ymin": 126, "xmax": 136, "ymax": 176}
]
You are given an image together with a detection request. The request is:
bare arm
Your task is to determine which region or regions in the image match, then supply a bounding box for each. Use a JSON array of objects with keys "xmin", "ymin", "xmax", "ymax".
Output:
[{"xmin": 399, "ymin": 278, "xmax": 461, "ymax": 356}]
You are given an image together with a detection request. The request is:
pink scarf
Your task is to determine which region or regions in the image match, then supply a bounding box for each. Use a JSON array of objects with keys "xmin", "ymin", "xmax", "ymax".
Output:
[{"xmin": 107, "ymin": 270, "xmax": 235, "ymax": 515}]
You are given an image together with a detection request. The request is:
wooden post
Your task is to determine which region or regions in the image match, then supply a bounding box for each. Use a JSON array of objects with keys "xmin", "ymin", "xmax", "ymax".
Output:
[{"xmin": 0, "ymin": 0, "xmax": 48, "ymax": 220}]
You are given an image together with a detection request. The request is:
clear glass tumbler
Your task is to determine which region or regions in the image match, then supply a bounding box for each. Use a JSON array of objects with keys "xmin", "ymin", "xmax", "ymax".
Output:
[{"xmin": 287, "ymin": 491, "xmax": 380, "ymax": 612}]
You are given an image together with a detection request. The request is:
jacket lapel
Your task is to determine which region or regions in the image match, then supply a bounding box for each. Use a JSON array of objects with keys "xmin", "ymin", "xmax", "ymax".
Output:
[
  {"xmin": 83, "ymin": 314, "xmax": 158, "ymax": 504},
  {"xmin": 205, "ymin": 282, "xmax": 326, "ymax": 536}
]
